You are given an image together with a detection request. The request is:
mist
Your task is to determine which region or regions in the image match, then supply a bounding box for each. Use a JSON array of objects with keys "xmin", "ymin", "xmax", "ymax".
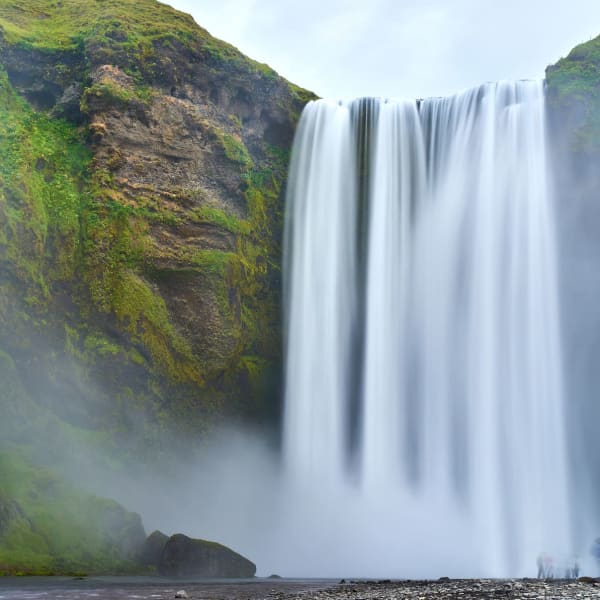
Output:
[
  {"xmin": 66, "ymin": 425, "xmax": 478, "ymax": 579},
  {"xmin": 551, "ymin": 98, "xmax": 600, "ymax": 559}
]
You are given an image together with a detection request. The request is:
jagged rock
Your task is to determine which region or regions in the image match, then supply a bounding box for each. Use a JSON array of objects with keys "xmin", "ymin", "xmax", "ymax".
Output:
[
  {"xmin": 159, "ymin": 533, "xmax": 256, "ymax": 578},
  {"xmin": 139, "ymin": 529, "xmax": 170, "ymax": 567}
]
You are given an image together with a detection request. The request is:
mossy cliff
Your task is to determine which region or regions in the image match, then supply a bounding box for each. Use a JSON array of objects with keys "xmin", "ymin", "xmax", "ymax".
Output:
[
  {"xmin": 545, "ymin": 34, "xmax": 600, "ymax": 211},
  {"xmin": 546, "ymin": 34, "xmax": 600, "ymax": 155},
  {"xmin": 546, "ymin": 34, "xmax": 600, "ymax": 487},
  {"xmin": 0, "ymin": 0, "xmax": 315, "ymax": 458},
  {"xmin": 0, "ymin": 0, "xmax": 315, "ymax": 574},
  {"xmin": 0, "ymin": 450, "xmax": 145, "ymax": 575}
]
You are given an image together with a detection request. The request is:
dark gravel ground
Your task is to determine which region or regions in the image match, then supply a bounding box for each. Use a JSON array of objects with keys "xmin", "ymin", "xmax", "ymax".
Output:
[
  {"xmin": 0, "ymin": 577, "xmax": 333, "ymax": 600},
  {"xmin": 293, "ymin": 578, "xmax": 600, "ymax": 600},
  {"xmin": 2, "ymin": 577, "xmax": 600, "ymax": 600}
]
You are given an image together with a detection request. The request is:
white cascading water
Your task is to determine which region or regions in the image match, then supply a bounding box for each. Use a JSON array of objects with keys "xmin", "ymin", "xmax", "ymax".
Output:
[{"xmin": 283, "ymin": 81, "xmax": 572, "ymax": 577}]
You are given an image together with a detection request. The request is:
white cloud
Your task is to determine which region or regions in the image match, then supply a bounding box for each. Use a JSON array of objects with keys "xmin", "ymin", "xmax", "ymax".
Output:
[{"xmin": 163, "ymin": 0, "xmax": 600, "ymax": 100}]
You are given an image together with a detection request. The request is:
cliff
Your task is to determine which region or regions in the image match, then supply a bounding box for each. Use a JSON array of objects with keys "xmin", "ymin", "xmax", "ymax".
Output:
[
  {"xmin": 545, "ymin": 34, "xmax": 600, "ymax": 494},
  {"xmin": 0, "ymin": 0, "xmax": 314, "ymax": 574},
  {"xmin": 0, "ymin": 0, "xmax": 315, "ymax": 459}
]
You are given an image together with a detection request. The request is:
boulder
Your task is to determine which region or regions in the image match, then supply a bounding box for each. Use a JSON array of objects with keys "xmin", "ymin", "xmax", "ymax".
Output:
[
  {"xmin": 159, "ymin": 533, "xmax": 255, "ymax": 578},
  {"xmin": 139, "ymin": 530, "xmax": 169, "ymax": 567}
]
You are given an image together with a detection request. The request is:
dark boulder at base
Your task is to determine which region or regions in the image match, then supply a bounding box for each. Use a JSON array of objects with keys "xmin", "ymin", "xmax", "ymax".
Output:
[
  {"xmin": 159, "ymin": 533, "xmax": 256, "ymax": 578},
  {"xmin": 139, "ymin": 530, "xmax": 169, "ymax": 567}
]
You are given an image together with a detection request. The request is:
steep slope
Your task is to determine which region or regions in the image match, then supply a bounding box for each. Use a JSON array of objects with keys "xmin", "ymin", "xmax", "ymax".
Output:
[
  {"xmin": 546, "ymin": 34, "xmax": 600, "ymax": 506},
  {"xmin": 0, "ymin": 0, "xmax": 315, "ymax": 573},
  {"xmin": 0, "ymin": 0, "xmax": 315, "ymax": 462},
  {"xmin": 546, "ymin": 34, "xmax": 600, "ymax": 154}
]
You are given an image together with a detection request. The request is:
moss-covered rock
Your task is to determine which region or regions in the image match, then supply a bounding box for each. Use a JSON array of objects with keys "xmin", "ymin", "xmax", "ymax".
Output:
[
  {"xmin": 0, "ymin": 0, "xmax": 315, "ymax": 458},
  {"xmin": 0, "ymin": 451, "xmax": 146, "ymax": 575},
  {"xmin": 546, "ymin": 34, "xmax": 600, "ymax": 155},
  {"xmin": 158, "ymin": 533, "xmax": 256, "ymax": 578}
]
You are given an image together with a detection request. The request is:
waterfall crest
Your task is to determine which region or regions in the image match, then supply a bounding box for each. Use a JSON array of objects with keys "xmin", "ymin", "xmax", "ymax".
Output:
[{"xmin": 283, "ymin": 81, "xmax": 571, "ymax": 576}]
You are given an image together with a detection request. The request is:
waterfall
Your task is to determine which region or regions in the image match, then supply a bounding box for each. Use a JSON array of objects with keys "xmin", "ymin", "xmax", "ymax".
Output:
[{"xmin": 283, "ymin": 81, "xmax": 572, "ymax": 577}]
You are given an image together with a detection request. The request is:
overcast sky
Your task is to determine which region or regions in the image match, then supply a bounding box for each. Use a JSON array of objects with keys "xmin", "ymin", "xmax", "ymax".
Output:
[{"xmin": 164, "ymin": 0, "xmax": 600, "ymax": 100}]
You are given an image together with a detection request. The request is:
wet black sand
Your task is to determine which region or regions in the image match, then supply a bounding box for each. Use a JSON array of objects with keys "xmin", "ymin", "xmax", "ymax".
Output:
[
  {"xmin": 0, "ymin": 577, "xmax": 332, "ymax": 600},
  {"xmin": 2, "ymin": 577, "xmax": 600, "ymax": 600}
]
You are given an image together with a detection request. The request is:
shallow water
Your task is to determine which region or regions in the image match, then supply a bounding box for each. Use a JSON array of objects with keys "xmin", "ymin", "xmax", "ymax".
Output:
[{"xmin": 0, "ymin": 577, "xmax": 335, "ymax": 600}]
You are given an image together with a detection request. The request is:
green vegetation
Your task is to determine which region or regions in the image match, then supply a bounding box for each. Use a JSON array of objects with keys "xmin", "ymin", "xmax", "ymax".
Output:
[
  {"xmin": 219, "ymin": 132, "xmax": 254, "ymax": 169},
  {"xmin": 81, "ymin": 79, "xmax": 153, "ymax": 112},
  {"xmin": 546, "ymin": 34, "xmax": 600, "ymax": 153},
  {"xmin": 0, "ymin": 66, "xmax": 89, "ymax": 288},
  {"xmin": 0, "ymin": 0, "xmax": 313, "ymax": 574},
  {"xmin": 0, "ymin": 0, "xmax": 312, "ymax": 440},
  {"xmin": 0, "ymin": 0, "xmax": 282, "ymax": 81},
  {"xmin": 192, "ymin": 205, "xmax": 250, "ymax": 235},
  {"xmin": 0, "ymin": 451, "xmax": 144, "ymax": 575}
]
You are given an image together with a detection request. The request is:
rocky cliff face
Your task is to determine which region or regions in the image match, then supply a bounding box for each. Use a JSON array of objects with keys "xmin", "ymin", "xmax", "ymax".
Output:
[
  {"xmin": 0, "ymin": 0, "xmax": 314, "ymax": 575},
  {"xmin": 0, "ymin": 0, "xmax": 315, "ymax": 462}
]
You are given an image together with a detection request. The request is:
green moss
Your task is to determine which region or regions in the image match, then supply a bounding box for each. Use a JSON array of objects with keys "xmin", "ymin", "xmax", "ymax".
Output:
[
  {"xmin": 111, "ymin": 271, "xmax": 200, "ymax": 383},
  {"xmin": 0, "ymin": 66, "xmax": 90, "ymax": 287},
  {"xmin": 81, "ymin": 79, "xmax": 153, "ymax": 113},
  {"xmin": 0, "ymin": 451, "xmax": 144, "ymax": 575},
  {"xmin": 213, "ymin": 130, "xmax": 253, "ymax": 169},
  {"xmin": 546, "ymin": 34, "xmax": 600, "ymax": 153},
  {"xmin": 191, "ymin": 205, "xmax": 249, "ymax": 235},
  {"xmin": 0, "ymin": 0, "xmax": 283, "ymax": 89},
  {"xmin": 189, "ymin": 249, "xmax": 235, "ymax": 276},
  {"xmin": 0, "ymin": 0, "xmax": 200, "ymax": 53},
  {"xmin": 84, "ymin": 333, "xmax": 122, "ymax": 357},
  {"xmin": 0, "ymin": 0, "xmax": 311, "ymax": 446}
]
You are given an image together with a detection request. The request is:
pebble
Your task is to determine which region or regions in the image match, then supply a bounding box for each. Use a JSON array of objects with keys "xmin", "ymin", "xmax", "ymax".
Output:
[{"xmin": 277, "ymin": 578, "xmax": 600, "ymax": 600}]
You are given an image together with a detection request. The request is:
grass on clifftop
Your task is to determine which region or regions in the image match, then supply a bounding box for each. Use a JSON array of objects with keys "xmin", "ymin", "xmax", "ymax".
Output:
[
  {"xmin": 0, "ymin": 0, "xmax": 208, "ymax": 52},
  {"xmin": 546, "ymin": 34, "xmax": 600, "ymax": 152},
  {"xmin": 0, "ymin": 0, "xmax": 278, "ymax": 80}
]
